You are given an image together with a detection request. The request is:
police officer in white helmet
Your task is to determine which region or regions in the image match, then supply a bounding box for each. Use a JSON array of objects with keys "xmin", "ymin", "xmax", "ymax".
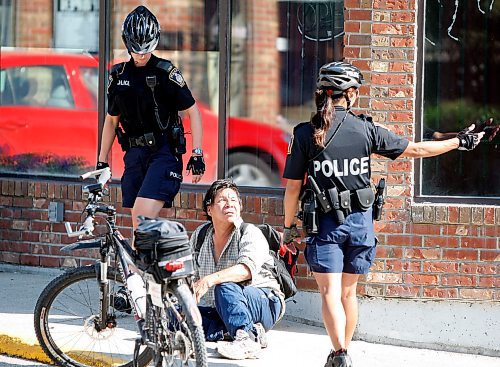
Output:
[
  {"xmin": 97, "ymin": 6, "xmax": 205, "ymax": 234},
  {"xmin": 282, "ymin": 61, "xmax": 486, "ymax": 367}
]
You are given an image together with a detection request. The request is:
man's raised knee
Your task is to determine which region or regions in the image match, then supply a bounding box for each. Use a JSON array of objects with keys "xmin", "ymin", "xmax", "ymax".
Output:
[{"xmin": 214, "ymin": 282, "xmax": 242, "ymax": 301}]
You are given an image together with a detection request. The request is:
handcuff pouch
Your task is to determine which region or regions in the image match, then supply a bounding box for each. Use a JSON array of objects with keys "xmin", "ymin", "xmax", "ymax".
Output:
[{"xmin": 355, "ymin": 187, "xmax": 375, "ymax": 211}]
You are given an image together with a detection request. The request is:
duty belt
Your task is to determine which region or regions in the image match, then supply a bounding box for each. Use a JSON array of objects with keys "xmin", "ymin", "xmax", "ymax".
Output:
[{"xmin": 128, "ymin": 135, "xmax": 154, "ymax": 148}]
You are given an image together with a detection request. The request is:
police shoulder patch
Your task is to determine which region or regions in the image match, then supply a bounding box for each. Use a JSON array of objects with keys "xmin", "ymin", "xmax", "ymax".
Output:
[{"xmin": 169, "ymin": 68, "xmax": 186, "ymax": 87}]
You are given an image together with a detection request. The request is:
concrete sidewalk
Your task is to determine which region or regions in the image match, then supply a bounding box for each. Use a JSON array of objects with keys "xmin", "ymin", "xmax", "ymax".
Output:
[{"xmin": 0, "ymin": 263, "xmax": 498, "ymax": 367}]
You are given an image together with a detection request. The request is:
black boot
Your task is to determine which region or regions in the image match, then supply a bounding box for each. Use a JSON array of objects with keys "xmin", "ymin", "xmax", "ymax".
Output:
[
  {"xmin": 324, "ymin": 349, "xmax": 352, "ymax": 367},
  {"xmin": 112, "ymin": 286, "xmax": 132, "ymax": 313}
]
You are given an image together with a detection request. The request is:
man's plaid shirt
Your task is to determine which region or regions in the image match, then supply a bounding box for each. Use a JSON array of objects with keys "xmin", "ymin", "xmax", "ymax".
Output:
[{"xmin": 190, "ymin": 218, "xmax": 283, "ymax": 309}]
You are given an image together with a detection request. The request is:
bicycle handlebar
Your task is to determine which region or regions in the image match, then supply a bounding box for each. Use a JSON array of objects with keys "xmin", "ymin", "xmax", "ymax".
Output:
[
  {"xmin": 81, "ymin": 167, "xmax": 111, "ymax": 185},
  {"xmin": 65, "ymin": 216, "xmax": 95, "ymax": 238},
  {"xmin": 64, "ymin": 168, "xmax": 111, "ymax": 238}
]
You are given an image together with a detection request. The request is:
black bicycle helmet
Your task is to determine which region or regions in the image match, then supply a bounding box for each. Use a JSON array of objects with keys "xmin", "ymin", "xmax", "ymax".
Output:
[
  {"xmin": 317, "ymin": 61, "xmax": 364, "ymax": 94},
  {"xmin": 122, "ymin": 6, "xmax": 160, "ymax": 54}
]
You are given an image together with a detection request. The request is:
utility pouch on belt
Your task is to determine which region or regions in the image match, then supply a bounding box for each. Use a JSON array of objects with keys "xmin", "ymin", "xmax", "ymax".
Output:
[
  {"xmin": 327, "ymin": 187, "xmax": 345, "ymax": 225},
  {"xmin": 339, "ymin": 190, "xmax": 352, "ymax": 215},
  {"xmin": 169, "ymin": 115, "xmax": 187, "ymax": 155},
  {"xmin": 355, "ymin": 187, "xmax": 375, "ymax": 211},
  {"xmin": 143, "ymin": 132, "xmax": 157, "ymax": 150},
  {"xmin": 298, "ymin": 189, "xmax": 319, "ymax": 235},
  {"xmin": 115, "ymin": 127, "xmax": 129, "ymax": 151}
]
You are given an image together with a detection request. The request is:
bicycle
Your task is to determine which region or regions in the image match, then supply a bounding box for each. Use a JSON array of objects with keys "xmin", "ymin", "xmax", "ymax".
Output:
[{"xmin": 34, "ymin": 167, "xmax": 208, "ymax": 367}]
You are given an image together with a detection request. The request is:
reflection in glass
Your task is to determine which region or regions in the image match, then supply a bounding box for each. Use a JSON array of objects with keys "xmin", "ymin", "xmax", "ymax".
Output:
[
  {"xmin": 422, "ymin": 0, "xmax": 499, "ymax": 198},
  {"xmin": 108, "ymin": 0, "xmax": 220, "ymax": 182},
  {"xmin": 226, "ymin": 1, "xmax": 344, "ymax": 188},
  {"xmin": 0, "ymin": 1, "xmax": 99, "ymax": 176}
]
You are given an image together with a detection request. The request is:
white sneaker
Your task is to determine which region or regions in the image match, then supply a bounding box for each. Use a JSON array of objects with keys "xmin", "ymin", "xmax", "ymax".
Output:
[
  {"xmin": 254, "ymin": 323, "xmax": 268, "ymax": 348},
  {"xmin": 217, "ymin": 329, "xmax": 261, "ymax": 360}
]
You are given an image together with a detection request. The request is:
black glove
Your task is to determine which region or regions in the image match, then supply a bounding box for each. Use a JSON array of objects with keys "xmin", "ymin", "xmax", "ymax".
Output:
[
  {"xmin": 96, "ymin": 161, "xmax": 109, "ymax": 170},
  {"xmin": 475, "ymin": 118, "xmax": 499, "ymax": 142},
  {"xmin": 186, "ymin": 155, "xmax": 205, "ymax": 175},
  {"xmin": 457, "ymin": 125, "xmax": 482, "ymax": 151},
  {"xmin": 283, "ymin": 224, "xmax": 300, "ymax": 244}
]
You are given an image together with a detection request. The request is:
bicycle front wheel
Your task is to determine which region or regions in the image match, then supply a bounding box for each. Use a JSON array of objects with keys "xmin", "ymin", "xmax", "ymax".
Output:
[
  {"xmin": 152, "ymin": 281, "xmax": 207, "ymax": 367},
  {"xmin": 34, "ymin": 265, "xmax": 153, "ymax": 367}
]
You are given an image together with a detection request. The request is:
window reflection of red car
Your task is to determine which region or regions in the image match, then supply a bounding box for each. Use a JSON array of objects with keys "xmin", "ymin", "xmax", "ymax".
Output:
[{"xmin": 0, "ymin": 50, "xmax": 289, "ymax": 186}]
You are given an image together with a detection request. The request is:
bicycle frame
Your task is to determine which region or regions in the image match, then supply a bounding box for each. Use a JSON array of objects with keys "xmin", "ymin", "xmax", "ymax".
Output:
[{"xmin": 62, "ymin": 167, "xmax": 146, "ymax": 335}]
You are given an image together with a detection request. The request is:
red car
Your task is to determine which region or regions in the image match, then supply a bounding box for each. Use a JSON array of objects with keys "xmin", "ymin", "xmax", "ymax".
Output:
[{"xmin": 0, "ymin": 50, "xmax": 289, "ymax": 186}]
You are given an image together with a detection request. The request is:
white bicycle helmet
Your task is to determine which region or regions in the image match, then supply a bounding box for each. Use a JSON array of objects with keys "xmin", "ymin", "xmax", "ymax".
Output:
[
  {"xmin": 317, "ymin": 61, "xmax": 364, "ymax": 95},
  {"xmin": 122, "ymin": 6, "xmax": 160, "ymax": 54}
]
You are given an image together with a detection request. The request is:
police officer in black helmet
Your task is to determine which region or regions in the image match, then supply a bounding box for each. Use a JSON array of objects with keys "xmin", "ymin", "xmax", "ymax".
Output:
[
  {"xmin": 282, "ymin": 61, "xmax": 486, "ymax": 367},
  {"xmin": 97, "ymin": 6, "xmax": 205, "ymax": 234}
]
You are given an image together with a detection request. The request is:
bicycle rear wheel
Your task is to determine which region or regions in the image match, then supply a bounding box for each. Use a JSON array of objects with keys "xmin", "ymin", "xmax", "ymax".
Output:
[
  {"xmin": 34, "ymin": 265, "xmax": 153, "ymax": 367},
  {"xmin": 150, "ymin": 281, "xmax": 207, "ymax": 367}
]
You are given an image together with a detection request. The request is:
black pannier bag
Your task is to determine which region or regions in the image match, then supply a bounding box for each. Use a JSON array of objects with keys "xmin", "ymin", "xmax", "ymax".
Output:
[{"xmin": 134, "ymin": 217, "xmax": 195, "ymax": 281}]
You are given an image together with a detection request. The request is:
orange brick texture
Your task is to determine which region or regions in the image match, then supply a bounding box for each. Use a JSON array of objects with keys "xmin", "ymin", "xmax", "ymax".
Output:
[
  {"xmin": 343, "ymin": 0, "xmax": 499, "ymax": 301},
  {"xmin": 0, "ymin": 178, "xmax": 498, "ymax": 301},
  {"xmin": 2, "ymin": 1, "xmax": 498, "ymax": 302}
]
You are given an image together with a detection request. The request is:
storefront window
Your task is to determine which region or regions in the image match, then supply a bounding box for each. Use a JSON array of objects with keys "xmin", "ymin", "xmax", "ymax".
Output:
[
  {"xmin": 0, "ymin": 0, "xmax": 347, "ymax": 188},
  {"xmin": 0, "ymin": 0, "xmax": 99, "ymax": 176},
  {"xmin": 420, "ymin": 0, "xmax": 499, "ymax": 199},
  {"xmin": 107, "ymin": 0, "xmax": 220, "ymax": 182},
  {"xmin": 226, "ymin": 0, "xmax": 343, "ymax": 187}
]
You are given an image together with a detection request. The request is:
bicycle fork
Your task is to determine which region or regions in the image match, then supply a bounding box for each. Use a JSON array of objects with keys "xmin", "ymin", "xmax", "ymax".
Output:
[
  {"xmin": 95, "ymin": 253, "xmax": 111, "ymax": 332},
  {"xmin": 112, "ymin": 233, "xmax": 150, "ymax": 364}
]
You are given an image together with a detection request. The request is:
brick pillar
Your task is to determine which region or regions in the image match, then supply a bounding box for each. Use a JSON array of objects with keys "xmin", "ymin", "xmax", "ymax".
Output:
[
  {"xmin": 15, "ymin": 0, "xmax": 53, "ymax": 47},
  {"xmin": 244, "ymin": 0, "xmax": 280, "ymax": 123}
]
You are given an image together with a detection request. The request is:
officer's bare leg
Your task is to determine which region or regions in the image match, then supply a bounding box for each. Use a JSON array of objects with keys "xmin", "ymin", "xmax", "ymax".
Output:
[
  {"xmin": 130, "ymin": 197, "xmax": 165, "ymax": 246},
  {"xmin": 313, "ymin": 272, "xmax": 345, "ymax": 351},
  {"xmin": 341, "ymin": 272, "xmax": 360, "ymax": 349}
]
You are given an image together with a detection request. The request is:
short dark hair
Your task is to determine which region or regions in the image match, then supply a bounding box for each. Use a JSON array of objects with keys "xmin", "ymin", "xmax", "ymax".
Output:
[{"xmin": 202, "ymin": 179, "xmax": 241, "ymax": 219}]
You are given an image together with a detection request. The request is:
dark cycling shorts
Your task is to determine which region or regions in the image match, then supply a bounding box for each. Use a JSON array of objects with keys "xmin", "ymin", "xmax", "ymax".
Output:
[
  {"xmin": 121, "ymin": 141, "xmax": 182, "ymax": 209},
  {"xmin": 304, "ymin": 208, "xmax": 376, "ymax": 274}
]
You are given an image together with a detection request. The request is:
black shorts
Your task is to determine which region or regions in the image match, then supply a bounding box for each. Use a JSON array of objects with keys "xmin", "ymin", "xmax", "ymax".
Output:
[
  {"xmin": 121, "ymin": 140, "xmax": 182, "ymax": 208},
  {"xmin": 304, "ymin": 208, "xmax": 376, "ymax": 274}
]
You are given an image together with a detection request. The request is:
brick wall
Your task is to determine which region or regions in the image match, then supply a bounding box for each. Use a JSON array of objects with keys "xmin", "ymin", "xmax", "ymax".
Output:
[
  {"xmin": 0, "ymin": 177, "xmax": 498, "ymax": 301},
  {"xmin": 243, "ymin": 1, "xmax": 280, "ymax": 123},
  {"xmin": 343, "ymin": 0, "xmax": 499, "ymax": 300},
  {"xmin": 15, "ymin": 0, "xmax": 52, "ymax": 47},
  {"xmin": 1, "ymin": 1, "xmax": 498, "ymax": 302}
]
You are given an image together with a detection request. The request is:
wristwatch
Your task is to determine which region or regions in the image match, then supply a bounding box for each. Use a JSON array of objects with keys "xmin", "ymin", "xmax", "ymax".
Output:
[{"xmin": 192, "ymin": 148, "xmax": 203, "ymax": 155}]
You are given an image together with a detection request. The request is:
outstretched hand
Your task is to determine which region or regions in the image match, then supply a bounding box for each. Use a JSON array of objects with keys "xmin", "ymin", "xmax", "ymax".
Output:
[{"xmin": 457, "ymin": 124, "xmax": 485, "ymax": 151}]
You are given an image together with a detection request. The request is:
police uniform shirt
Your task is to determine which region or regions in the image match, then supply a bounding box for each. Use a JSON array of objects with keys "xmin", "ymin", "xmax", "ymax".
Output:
[
  {"xmin": 283, "ymin": 107, "xmax": 409, "ymax": 191},
  {"xmin": 107, "ymin": 54, "xmax": 195, "ymax": 136}
]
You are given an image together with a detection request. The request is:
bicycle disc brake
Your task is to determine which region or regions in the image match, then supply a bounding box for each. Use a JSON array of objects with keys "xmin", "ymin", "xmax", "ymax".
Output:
[{"xmin": 174, "ymin": 330, "xmax": 192, "ymax": 362}]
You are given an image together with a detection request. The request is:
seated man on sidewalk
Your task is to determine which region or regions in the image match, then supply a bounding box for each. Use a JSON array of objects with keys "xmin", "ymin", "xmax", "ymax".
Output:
[{"xmin": 190, "ymin": 179, "xmax": 285, "ymax": 360}]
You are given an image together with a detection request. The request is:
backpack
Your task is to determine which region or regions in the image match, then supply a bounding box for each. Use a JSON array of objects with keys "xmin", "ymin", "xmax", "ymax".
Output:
[{"xmin": 194, "ymin": 222, "xmax": 299, "ymax": 300}]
